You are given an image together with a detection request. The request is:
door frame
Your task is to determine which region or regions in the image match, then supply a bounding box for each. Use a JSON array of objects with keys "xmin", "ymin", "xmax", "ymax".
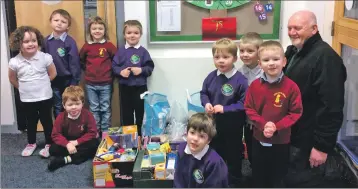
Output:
[
  {"xmin": 332, "ymin": 1, "xmax": 358, "ymax": 55},
  {"xmin": 97, "ymin": 1, "xmax": 122, "ymax": 127}
]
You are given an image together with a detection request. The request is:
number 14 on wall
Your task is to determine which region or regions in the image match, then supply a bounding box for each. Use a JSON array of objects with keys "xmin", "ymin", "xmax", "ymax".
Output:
[{"xmin": 265, "ymin": 4, "xmax": 273, "ymax": 12}]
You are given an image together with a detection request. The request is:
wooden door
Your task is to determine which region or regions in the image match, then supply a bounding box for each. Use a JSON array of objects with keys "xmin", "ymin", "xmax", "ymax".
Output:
[
  {"xmin": 14, "ymin": 1, "xmax": 121, "ymax": 130},
  {"xmin": 14, "ymin": 1, "xmax": 85, "ymax": 131},
  {"xmin": 14, "ymin": 1, "xmax": 85, "ymax": 48}
]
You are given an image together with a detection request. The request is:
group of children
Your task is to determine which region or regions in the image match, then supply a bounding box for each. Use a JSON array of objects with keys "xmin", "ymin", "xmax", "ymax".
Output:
[
  {"xmin": 7, "ymin": 7, "xmax": 303, "ymax": 187},
  {"xmin": 174, "ymin": 33, "xmax": 303, "ymax": 188},
  {"xmin": 8, "ymin": 9, "xmax": 152, "ymax": 171}
]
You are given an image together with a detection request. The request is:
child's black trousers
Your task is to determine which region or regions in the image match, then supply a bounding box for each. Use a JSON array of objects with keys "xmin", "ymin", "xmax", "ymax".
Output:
[
  {"xmin": 252, "ymin": 137, "xmax": 290, "ymax": 188},
  {"xmin": 120, "ymin": 84, "xmax": 147, "ymax": 136},
  {"xmin": 211, "ymin": 111, "xmax": 246, "ymax": 184},
  {"xmin": 49, "ymin": 139, "xmax": 98, "ymax": 164}
]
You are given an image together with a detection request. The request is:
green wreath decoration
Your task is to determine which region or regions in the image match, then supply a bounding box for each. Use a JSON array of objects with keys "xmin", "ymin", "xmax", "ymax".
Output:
[{"xmin": 185, "ymin": 0, "xmax": 251, "ymax": 10}]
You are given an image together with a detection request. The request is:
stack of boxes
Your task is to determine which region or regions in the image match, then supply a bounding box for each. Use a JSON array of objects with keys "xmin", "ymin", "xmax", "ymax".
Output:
[
  {"xmin": 92, "ymin": 125, "xmax": 139, "ymax": 188},
  {"xmin": 133, "ymin": 136, "xmax": 180, "ymax": 188}
]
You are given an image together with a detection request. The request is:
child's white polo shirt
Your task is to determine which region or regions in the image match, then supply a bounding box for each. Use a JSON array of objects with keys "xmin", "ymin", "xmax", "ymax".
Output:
[{"xmin": 8, "ymin": 51, "xmax": 53, "ymax": 102}]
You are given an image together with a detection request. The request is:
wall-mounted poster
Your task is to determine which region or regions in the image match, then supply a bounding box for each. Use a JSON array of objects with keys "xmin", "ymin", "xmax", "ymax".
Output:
[{"xmin": 149, "ymin": 0, "xmax": 281, "ymax": 43}]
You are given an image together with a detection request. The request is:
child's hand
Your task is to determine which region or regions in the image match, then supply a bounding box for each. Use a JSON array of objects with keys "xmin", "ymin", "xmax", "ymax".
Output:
[
  {"xmin": 264, "ymin": 121, "xmax": 276, "ymax": 131},
  {"xmin": 66, "ymin": 143, "xmax": 77, "ymax": 154},
  {"xmin": 120, "ymin": 67, "xmax": 131, "ymax": 78},
  {"xmin": 205, "ymin": 103, "xmax": 214, "ymax": 114},
  {"xmin": 130, "ymin": 67, "xmax": 142, "ymax": 75},
  {"xmin": 69, "ymin": 140, "xmax": 78, "ymax": 146},
  {"xmin": 213, "ymin": 105, "xmax": 224, "ymax": 114},
  {"xmin": 264, "ymin": 129, "xmax": 274, "ymax": 138},
  {"xmin": 263, "ymin": 121, "xmax": 276, "ymax": 138}
]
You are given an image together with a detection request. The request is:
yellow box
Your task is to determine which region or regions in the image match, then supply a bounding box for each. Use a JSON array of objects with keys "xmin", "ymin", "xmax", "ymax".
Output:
[
  {"xmin": 122, "ymin": 125, "xmax": 138, "ymax": 139},
  {"xmin": 154, "ymin": 163, "xmax": 166, "ymax": 180}
]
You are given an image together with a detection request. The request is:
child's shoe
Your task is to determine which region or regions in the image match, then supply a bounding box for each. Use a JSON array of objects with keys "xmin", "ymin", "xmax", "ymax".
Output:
[
  {"xmin": 39, "ymin": 144, "xmax": 51, "ymax": 158},
  {"xmin": 48, "ymin": 157, "xmax": 67, "ymax": 171},
  {"xmin": 21, "ymin": 144, "xmax": 37, "ymax": 157}
]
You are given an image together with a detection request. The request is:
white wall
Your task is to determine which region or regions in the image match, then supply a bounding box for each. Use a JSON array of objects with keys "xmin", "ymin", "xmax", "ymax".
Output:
[
  {"xmin": 1, "ymin": 1, "xmax": 18, "ymax": 133},
  {"xmin": 0, "ymin": 1, "xmax": 335, "ymax": 133},
  {"xmin": 124, "ymin": 1, "xmax": 335, "ymax": 106}
]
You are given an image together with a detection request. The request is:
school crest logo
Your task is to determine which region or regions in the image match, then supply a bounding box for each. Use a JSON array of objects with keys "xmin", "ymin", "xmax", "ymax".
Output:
[
  {"xmin": 57, "ymin": 47, "xmax": 66, "ymax": 57},
  {"xmin": 130, "ymin": 54, "xmax": 140, "ymax": 64},
  {"xmin": 193, "ymin": 169, "xmax": 204, "ymax": 184},
  {"xmin": 273, "ymin": 92, "xmax": 286, "ymax": 107},
  {"xmin": 99, "ymin": 48, "xmax": 106, "ymax": 57},
  {"xmin": 221, "ymin": 84, "xmax": 234, "ymax": 96}
]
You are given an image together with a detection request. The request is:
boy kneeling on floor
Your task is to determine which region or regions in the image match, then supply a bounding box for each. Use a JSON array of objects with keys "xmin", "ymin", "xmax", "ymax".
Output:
[
  {"xmin": 174, "ymin": 113, "xmax": 229, "ymax": 188},
  {"xmin": 48, "ymin": 86, "xmax": 99, "ymax": 171}
]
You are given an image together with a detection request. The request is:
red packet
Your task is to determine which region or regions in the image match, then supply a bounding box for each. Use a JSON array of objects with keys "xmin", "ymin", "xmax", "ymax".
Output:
[{"xmin": 202, "ymin": 17, "xmax": 237, "ymax": 41}]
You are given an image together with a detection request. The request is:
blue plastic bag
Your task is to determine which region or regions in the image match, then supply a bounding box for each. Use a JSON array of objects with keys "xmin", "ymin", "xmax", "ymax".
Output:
[
  {"xmin": 142, "ymin": 92, "xmax": 170, "ymax": 137},
  {"xmin": 187, "ymin": 91, "xmax": 205, "ymax": 117}
]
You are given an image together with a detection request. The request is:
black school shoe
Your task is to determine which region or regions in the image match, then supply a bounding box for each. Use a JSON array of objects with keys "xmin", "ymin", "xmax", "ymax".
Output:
[{"xmin": 48, "ymin": 157, "xmax": 66, "ymax": 171}]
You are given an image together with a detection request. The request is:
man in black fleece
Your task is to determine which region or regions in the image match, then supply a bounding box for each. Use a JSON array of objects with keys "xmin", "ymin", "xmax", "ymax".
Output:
[{"xmin": 283, "ymin": 10, "xmax": 347, "ymax": 187}]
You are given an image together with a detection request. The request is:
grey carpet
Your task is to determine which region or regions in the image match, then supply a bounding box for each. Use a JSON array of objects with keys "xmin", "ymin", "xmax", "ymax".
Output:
[{"xmin": 1, "ymin": 133, "xmax": 94, "ymax": 188}]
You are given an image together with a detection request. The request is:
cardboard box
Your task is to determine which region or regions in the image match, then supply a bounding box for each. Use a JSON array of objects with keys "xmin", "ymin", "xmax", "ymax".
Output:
[
  {"xmin": 93, "ymin": 136, "xmax": 139, "ymax": 188},
  {"xmin": 133, "ymin": 150, "xmax": 174, "ymax": 188}
]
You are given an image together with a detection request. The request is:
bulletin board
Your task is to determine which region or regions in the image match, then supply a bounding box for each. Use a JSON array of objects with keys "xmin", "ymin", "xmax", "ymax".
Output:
[{"xmin": 149, "ymin": 0, "xmax": 281, "ymax": 43}]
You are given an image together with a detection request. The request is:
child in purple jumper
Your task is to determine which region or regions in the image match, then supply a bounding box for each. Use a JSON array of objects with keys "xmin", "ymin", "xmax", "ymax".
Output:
[{"xmin": 112, "ymin": 20, "xmax": 154, "ymax": 136}]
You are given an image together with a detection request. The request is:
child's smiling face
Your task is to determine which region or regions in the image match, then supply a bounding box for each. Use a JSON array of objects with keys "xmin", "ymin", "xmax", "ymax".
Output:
[
  {"xmin": 20, "ymin": 32, "xmax": 38, "ymax": 56},
  {"xmin": 124, "ymin": 26, "xmax": 141, "ymax": 46},
  {"xmin": 90, "ymin": 23, "xmax": 105, "ymax": 42},
  {"xmin": 63, "ymin": 98, "xmax": 83, "ymax": 118},
  {"xmin": 259, "ymin": 48, "xmax": 287, "ymax": 78},
  {"xmin": 239, "ymin": 43, "xmax": 259, "ymax": 69}
]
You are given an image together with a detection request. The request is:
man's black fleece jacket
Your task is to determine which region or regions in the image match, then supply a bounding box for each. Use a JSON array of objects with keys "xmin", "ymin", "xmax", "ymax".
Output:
[{"xmin": 284, "ymin": 32, "xmax": 347, "ymax": 154}]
